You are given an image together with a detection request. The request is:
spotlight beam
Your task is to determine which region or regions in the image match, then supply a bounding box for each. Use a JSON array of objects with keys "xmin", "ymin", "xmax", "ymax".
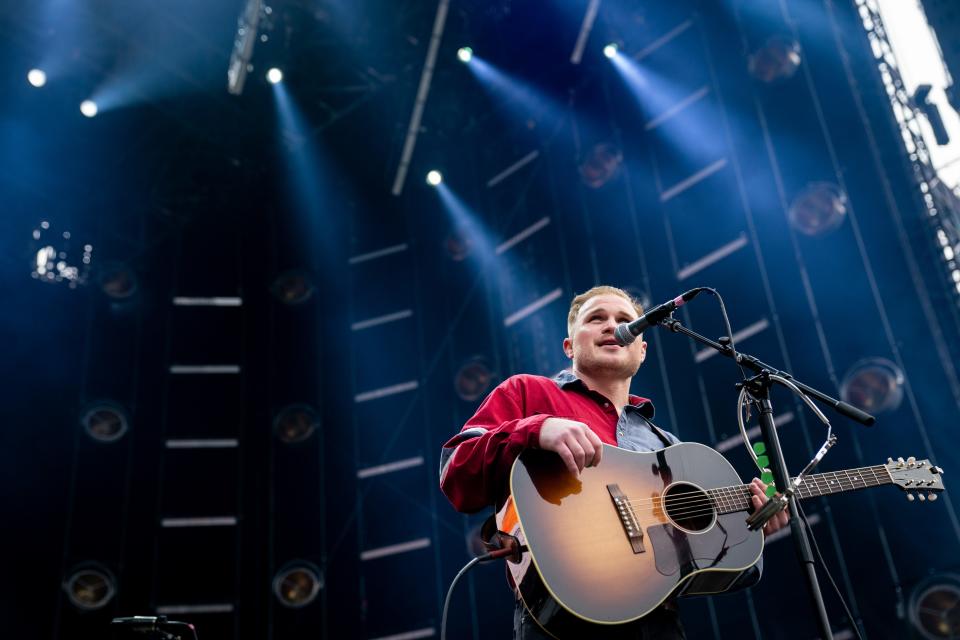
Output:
[
  {"xmin": 390, "ymin": 0, "xmax": 450, "ymax": 196},
  {"xmin": 435, "ymin": 183, "xmax": 497, "ymax": 262},
  {"xmin": 570, "ymin": 0, "xmax": 602, "ymax": 64},
  {"xmin": 466, "ymin": 57, "xmax": 564, "ymax": 123}
]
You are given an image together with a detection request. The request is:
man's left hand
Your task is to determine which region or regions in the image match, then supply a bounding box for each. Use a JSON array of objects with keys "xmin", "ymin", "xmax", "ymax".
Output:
[{"xmin": 749, "ymin": 478, "xmax": 790, "ymax": 535}]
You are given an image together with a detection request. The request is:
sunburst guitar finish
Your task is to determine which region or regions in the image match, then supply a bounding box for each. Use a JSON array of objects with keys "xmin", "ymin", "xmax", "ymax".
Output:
[{"xmin": 502, "ymin": 442, "xmax": 945, "ymax": 639}]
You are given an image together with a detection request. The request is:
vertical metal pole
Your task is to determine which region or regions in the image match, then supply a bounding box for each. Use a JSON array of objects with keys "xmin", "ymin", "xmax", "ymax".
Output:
[{"xmin": 752, "ymin": 375, "xmax": 833, "ymax": 640}]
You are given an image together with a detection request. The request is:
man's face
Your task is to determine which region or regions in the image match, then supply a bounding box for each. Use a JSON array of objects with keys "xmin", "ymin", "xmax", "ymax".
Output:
[{"xmin": 563, "ymin": 294, "xmax": 647, "ymax": 379}]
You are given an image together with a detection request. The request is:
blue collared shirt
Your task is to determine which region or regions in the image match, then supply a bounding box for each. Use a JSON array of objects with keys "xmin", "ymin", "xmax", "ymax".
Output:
[{"xmin": 552, "ymin": 369, "xmax": 681, "ymax": 452}]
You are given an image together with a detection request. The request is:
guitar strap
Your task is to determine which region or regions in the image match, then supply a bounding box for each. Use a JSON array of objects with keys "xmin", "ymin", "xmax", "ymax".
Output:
[{"xmin": 643, "ymin": 416, "xmax": 677, "ymax": 450}]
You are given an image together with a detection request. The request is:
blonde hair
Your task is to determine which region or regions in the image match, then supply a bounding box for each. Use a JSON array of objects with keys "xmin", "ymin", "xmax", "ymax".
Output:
[{"xmin": 567, "ymin": 286, "xmax": 644, "ymax": 337}]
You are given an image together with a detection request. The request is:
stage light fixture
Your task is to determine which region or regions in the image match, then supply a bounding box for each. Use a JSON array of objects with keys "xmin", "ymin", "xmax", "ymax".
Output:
[
  {"xmin": 840, "ymin": 358, "xmax": 904, "ymax": 415},
  {"xmin": 913, "ymin": 84, "xmax": 951, "ymax": 146},
  {"xmin": 31, "ymin": 223, "xmax": 92, "ymax": 287},
  {"xmin": 270, "ymin": 270, "xmax": 315, "ymax": 305},
  {"xmin": 82, "ymin": 403, "xmax": 129, "ymax": 443},
  {"xmin": 748, "ymin": 35, "xmax": 802, "ymax": 83},
  {"xmin": 227, "ymin": 0, "xmax": 264, "ymax": 95},
  {"xmin": 457, "ymin": 47, "xmax": 473, "ymax": 63},
  {"xmin": 910, "ymin": 574, "xmax": 960, "ymax": 639},
  {"xmin": 787, "ymin": 182, "xmax": 847, "ymax": 236},
  {"xmin": 98, "ymin": 263, "xmax": 138, "ymax": 300},
  {"xmin": 426, "ymin": 170, "xmax": 443, "ymax": 186},
  {"xmin": 443, "ymin": 228, "xmax": 473, "ymax": 262},
  {"xmin": 273, "ymin": 404, "xmax": 319, "ymax": 444},
  {"xmin": 267, "ymin": 67, "xmax": 283, "ymax": 84},
  {"xmin": 603, "ymin": 43, "xmax": 619, "ymax": 59},
  {"xmin": 27, "ymin": 69, "xmax": 47, "ymax": 87},
  {"xmin": 454, "ymin": 358, "xmax": 494, "ymax": 402},
  {"xmin": 64, "ymin": 566, "xmax": 116, "ymax": 610},
  {"xmin": 273, "ymin": 563, "xmax": 322, "ymax": 608},
  {"xmin": 80, "ymin": 100, "xmax": 98, "ymax": 118},
  {"xmin": 578, "ymin": 142, "xmax": 623, "ymax": 188}
]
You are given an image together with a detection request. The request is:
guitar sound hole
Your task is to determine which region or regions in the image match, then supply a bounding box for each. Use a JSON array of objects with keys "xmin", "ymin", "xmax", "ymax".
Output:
[{"xmin": 663, "ymin": 482, "xmax": 716, "ymax": 533}]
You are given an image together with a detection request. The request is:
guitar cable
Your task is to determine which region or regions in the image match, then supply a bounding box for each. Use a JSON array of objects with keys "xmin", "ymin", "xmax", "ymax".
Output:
[
  {"xmin": 440, "ymin": 544, "xmax": 528, "ymax": 640},
  {"xmin": 795, "ymin": 501, "xmax": 866, "ymax": 640},
  {"xmin": 440, "ymin": 556, "xmax": 481, "ymax": 640},
  {"xmin": 440, "ymin": 511, "xmax": 866, "ymax": 640}
]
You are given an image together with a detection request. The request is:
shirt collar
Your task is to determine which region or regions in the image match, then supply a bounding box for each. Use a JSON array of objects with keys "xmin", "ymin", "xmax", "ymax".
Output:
[{"xmin": 552, "ymin": 370, "xmax": 655, "ymax": 418}]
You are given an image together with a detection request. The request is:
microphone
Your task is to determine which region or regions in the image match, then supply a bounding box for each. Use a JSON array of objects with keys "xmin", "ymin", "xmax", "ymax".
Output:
[{"xmin": 614, "ymin": 289, "xmax": 705, "ymax": 346}]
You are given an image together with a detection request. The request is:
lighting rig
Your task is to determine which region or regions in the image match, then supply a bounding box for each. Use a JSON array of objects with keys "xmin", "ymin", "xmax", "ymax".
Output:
[{"xmin": 227, "ymin": 0, "xmax": 270, "ymax": 95}]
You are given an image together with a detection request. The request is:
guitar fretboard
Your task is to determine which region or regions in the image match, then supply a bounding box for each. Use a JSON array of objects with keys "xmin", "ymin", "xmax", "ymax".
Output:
[{"xmin": 707, "ymin": 465, "xmax": 892, "ymax": 515}]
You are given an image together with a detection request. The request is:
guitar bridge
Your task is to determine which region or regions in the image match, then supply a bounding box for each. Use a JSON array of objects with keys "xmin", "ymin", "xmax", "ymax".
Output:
[{"xmin": 607, "ymin": 484, "xmax": 645, "ymax": 554}]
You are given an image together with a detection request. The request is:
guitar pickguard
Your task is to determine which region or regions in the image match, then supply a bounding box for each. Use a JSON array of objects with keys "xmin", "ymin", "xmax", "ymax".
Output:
[{"xmin": 646, "ymin": 513, "xmax": 751, "ymax": 578}]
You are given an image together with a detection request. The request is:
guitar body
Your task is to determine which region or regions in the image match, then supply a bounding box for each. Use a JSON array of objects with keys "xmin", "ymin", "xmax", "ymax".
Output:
[{"xmin": 506, "ymin": 442, "xmax": 764, "ymax": 639}]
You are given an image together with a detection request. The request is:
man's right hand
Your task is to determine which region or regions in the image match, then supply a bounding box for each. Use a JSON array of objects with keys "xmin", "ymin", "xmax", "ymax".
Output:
[{"xmin": 538, "ymin": 418, "xmax": 603, "ymax": 478}]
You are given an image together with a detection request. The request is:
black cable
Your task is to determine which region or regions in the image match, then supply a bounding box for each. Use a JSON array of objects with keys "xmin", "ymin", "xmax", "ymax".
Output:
[
  {"xmin": 700, "ymin": 287, "xmax": 750, "ymax": 382},
  {"xmin": 796, "ymin": 502, "xmax": 866, "ymax": 640},
  {"xmin": 440, "ymin": 556, "xmax": 482, "ymax": 640}
]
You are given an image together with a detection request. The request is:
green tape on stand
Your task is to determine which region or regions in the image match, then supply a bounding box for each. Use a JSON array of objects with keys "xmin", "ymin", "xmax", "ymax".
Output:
[
  {"xmin": 761, "ymin": 471, "xmax": 775, "ymax": 485},
  {"xmin": 756, "ymin": 455, "xmax": 769, "ymax": 469},
  {"xmin": 753, "ymin": 441, "xmax": 767, "ymax": 455},
  {"xmin": 765, "ymin": 485, "xmax": 777, "ymax": 498}
]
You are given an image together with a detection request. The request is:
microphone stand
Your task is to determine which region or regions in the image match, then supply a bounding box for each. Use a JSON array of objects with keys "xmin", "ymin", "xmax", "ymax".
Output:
[{"xmin": 658, "ymin": 316, "xmax": 875, "ymax": 640}]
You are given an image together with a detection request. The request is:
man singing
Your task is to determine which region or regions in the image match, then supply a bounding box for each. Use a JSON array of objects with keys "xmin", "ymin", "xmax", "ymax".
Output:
[{"xmin": 439, "ymin": 285, "xmax": 788, "ymax": 639}]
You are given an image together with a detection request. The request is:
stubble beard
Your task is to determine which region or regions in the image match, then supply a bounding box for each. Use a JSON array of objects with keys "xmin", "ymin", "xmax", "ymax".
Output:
[{"xmin": 574, "ymin": 347, "xmax": 642, "ymax": 381}]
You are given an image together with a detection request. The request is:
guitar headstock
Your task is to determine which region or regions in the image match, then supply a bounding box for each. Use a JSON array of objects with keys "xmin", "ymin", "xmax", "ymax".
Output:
[{"xmin": 886, "ymin": 456, "xmax": 945, "ymax": 501}]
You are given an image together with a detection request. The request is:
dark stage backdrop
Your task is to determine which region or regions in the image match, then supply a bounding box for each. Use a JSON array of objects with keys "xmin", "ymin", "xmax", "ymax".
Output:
[{"xmin": 2, "ymin": 0, "xmax": 958, "ymax": 638}]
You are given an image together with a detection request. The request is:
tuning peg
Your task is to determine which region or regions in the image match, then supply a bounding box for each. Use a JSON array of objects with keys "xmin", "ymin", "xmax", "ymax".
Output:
[
  {"xmin": 888, "ymin": 457, "xmax": 894, "ymax": 464},
  {"xmin": 907, "ymin": 493, "xmax": 915, "ymax": 502},
  {"xmin": 919, "ymin": 494, "xmax": 927, "ymax": 501},
  {"xmin": 929, "ymin": 494, "xmax": 938, "ymax": 502},
  {"xmin": 934, "ymin": 466, "xmax": 944, "ymax": 475},
  {"xmin": 908, "ymin": 456, "xmax": 916, "ymax": 464},
  {"xmin": 897, "ymin": 457, "xmax": 905, "ymax": 467}
]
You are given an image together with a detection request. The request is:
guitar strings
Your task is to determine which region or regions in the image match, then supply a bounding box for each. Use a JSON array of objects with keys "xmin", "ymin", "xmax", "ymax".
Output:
[
  {"xmin": 615, "ymin": 484, "xmax": 881, "ymax": 520},
  {"xmin": 616, "ymin": 476, "xmax": 887, "ymax": 521},
  {"xmin": 541, "ymin": 475, "xmax": 898, "ymax": 533},
  {"xmin": 619, "ymin": 472, "xmax": 885, "ymax": 509},
  {"xmin": 612, "ymin": 466, "xmax": 889, "ymax": 510},
  {"xmin": 622, "ymin": 480, "xmax": 865, "ymax": 508},
  {"xmin": 621, "ymin": 486, "xmax": 854, "ymax": 514}
]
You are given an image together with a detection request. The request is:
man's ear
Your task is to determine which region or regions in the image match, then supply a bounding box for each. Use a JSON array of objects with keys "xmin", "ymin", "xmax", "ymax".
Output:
[
  {"xmin": 639, "ymin": 340, "xmax": 647, "ymax": 364},
  {"xmin": 563, "ymin": 336, "xmax": 573, "ymax": 359}
]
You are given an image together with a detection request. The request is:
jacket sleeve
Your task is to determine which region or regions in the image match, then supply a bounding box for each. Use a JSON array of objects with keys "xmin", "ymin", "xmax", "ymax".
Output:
[{"xmin": 439, "ymin": 378, "xmax": 551, "ymax": 513}]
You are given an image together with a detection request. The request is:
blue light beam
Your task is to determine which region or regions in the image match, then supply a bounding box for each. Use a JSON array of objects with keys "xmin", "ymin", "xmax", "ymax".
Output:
[
  {"xmin": 272, "ymin": 81, "xmax": 339, "ymax": 268},
  {"xmin": 466, "ymin": 55, "xmax": 565, "ymax": 127},
  {"xmin": 609, "ymin": 50, "xmax": 724, "ymax": 157},
  {"xmin": 435, "ymin": 182, "xmax": 499, "ymax": 266}
]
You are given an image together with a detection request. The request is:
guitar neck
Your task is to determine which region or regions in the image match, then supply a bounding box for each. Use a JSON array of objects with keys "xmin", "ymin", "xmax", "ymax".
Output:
[{"xmin": 710, "ymin": 465, "xmax": 892, "ymax": 515}]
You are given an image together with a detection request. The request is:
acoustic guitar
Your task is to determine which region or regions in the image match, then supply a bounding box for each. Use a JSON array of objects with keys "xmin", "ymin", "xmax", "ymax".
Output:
[{"xmin": 499, "ymin": 442, "xmax": 945, "ymax": 639}]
